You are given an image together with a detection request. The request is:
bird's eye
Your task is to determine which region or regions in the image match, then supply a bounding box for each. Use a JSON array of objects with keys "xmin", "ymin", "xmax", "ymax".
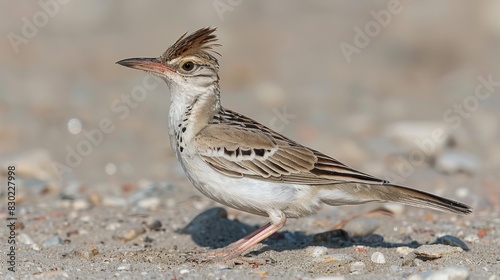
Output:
[{"xmin": 181, "ymin": 61, "xmax": 195, "ymax": 71}]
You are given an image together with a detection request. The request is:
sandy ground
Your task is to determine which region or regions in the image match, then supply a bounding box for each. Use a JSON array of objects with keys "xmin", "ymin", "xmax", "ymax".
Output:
[{"xmin": 1, "ymin": 1, "xmax": 500, "ymax": 279}]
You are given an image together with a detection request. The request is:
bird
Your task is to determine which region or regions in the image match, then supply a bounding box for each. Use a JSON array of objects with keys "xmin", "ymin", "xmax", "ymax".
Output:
[{"xmin": 116, "ymin": 27, "xmax": 472, "ymax": 261}]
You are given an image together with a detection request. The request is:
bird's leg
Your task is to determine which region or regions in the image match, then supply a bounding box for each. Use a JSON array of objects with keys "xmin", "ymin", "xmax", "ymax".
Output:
[
  {"xmin": 194, "ymin": 213, "xmax": 287, "ymax": 262},
  {"xmin": 195, "ymin": 222, "xmax": 272, "ymax": 260},
  {"xmin": 220, "ymin": 213, "xmax": 286, "ymax": 261},
  {"xmin": 225, "ymin": 222, "xmax": 273, "ymax": 250}
]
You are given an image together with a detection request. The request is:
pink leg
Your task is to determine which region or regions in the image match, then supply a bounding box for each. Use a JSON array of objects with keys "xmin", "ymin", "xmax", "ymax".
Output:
[
  {"xmin": 221, "ymin": 214, "xmax": 287, "ymax": 260},
  {"xmin": 194, "ymin": 214, "xmax": 287, "ymax": 261},
  {"xmin": 196, "ymin": 222, "xmax": 272, "ymax": 259},
  {"xmin": 225, "ymin": 222, "xmax": 272, "ymax": 250}
]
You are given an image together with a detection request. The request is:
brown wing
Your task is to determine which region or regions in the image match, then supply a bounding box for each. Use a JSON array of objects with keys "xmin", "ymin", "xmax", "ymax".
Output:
[{"xmin": 195, "ymin": 109, "xmax": 387, "ymax": 185}]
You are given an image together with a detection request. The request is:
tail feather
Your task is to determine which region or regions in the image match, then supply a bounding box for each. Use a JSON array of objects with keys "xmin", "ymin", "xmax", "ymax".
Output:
[
  {"xmin": 380, "ymin": 184, "xmax": 472, "ymax": 215},
  {"xmin": 322, "ymin": 183, "xmax": 472, "ymax": 215}
]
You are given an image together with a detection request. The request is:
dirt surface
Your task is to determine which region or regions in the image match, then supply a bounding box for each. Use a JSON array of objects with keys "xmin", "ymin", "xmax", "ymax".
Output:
[{"xmin": 1, "ymin": 1, "xmax": 500, "ymax": 279}]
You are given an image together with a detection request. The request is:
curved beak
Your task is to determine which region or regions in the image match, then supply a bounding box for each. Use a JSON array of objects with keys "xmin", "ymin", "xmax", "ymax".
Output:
[{"xmin": 116, "ymin": 57, "xmax": 171, "ymax": 75}]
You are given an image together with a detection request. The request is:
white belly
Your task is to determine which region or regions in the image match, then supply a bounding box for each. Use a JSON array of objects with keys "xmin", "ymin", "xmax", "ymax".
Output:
[{"xmin": 177, "ymin": 152, "xmax": 323, "ymax": 218}]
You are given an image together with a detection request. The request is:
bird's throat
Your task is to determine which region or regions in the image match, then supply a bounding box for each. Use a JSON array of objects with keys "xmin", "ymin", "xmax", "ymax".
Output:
[{"xmin": 168, "ymin": 87, "xmax": 221, "ymax": 153}]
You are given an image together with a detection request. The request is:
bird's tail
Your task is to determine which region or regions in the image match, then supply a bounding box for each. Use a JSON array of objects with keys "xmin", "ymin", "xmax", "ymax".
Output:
[{"xmin": 320, "ymin": 183, "xmax": 472, "ymax": 215}]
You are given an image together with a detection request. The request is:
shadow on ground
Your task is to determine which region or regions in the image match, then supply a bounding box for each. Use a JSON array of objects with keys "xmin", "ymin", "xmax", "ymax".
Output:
[{"xmin": 176, "ymin": 207, "xmax": 468, "ymax": 256}]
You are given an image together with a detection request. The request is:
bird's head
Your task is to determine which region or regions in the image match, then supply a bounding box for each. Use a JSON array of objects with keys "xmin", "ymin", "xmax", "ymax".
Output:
[{"xmin": 117, "ymin": 27, "xmax": 221, "ymax": 93}]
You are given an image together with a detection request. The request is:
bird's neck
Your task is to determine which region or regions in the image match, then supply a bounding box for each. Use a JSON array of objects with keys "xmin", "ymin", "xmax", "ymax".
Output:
[{"xmin": 168, "ymin": 85, "xmax": 221, "ymax": 151}]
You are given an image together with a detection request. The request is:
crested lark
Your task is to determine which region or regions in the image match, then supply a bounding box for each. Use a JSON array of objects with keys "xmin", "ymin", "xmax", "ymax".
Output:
[{"xmin": 117, "ymin": 27, "xmax": 471, "ymax": 261}]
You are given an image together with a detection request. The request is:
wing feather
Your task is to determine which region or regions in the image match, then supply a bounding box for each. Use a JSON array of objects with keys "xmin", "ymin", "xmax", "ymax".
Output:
[{"xmin": 195, "ymin": 109, "xmax": 386, "ymax": 185}]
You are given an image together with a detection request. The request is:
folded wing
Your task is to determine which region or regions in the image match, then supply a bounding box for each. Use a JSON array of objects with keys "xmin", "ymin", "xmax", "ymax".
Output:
[{"xmin": 195, "ymin": 112, "xmax": 387, "ymax": 185}]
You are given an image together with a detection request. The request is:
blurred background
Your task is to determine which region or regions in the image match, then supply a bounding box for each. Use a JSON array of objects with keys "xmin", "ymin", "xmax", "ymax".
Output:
[{"xmin": 1, "ymin": 1, "xmax": 499, "ymax": 207}]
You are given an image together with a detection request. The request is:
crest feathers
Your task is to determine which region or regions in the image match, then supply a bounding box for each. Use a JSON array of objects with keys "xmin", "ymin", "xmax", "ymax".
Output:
[{"xmin": 161, "ymin": 27, "xmax": 221, "ymax": 66}]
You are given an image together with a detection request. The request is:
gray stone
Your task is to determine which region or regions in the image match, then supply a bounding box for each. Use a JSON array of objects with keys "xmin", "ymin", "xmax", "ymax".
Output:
[
  {"xmin": 113, "ymin": 226, "xmax": 146, "ymax": 241},
  {"xmin": 73, "ymin": 245, "xmax": 99, "ymax": 260},
  {"xmin": 146, "ymin": 219, "xmax": 162, "ymax": 231},
  {"xmin": 414, "ymin": 244, "xmax": 463, "ymax": 259},
  {"xmin": 42, "ymin": 236, "xmax": 63, "ymax": 247}
]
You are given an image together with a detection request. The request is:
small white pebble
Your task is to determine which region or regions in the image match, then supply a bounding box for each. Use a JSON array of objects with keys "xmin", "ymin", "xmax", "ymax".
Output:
[
  {"xmin": 72, "ymin": 199, "xmax": 90, "ymax": 211},
  {"xmin": 18, "ymin": 233, "xmax": 35, "ymax": 245},
  {"xmin": 396, "ymin": 246, "xmax": 414, "ymax": 257},
  {"xmin": 371, "ymin": 251, "xmax": 386, "ymax": 264},
  {"xmin": 307, "ymin": 246, "xmax": 328, "ymax": 257},
  {"xmin": 179, "ymin": 269, "xmax": 190, "ymax": 275},
  {"xmin": 137, "ymin": 197, "xmax": 161, "ymax": 210},
  {"xmin": 464, "ymin": 234, "xmax": 480, "ymax": 243},
  {"xmin": 117, "ymin": 264, "xmax": 130, "ymax": 271}
]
